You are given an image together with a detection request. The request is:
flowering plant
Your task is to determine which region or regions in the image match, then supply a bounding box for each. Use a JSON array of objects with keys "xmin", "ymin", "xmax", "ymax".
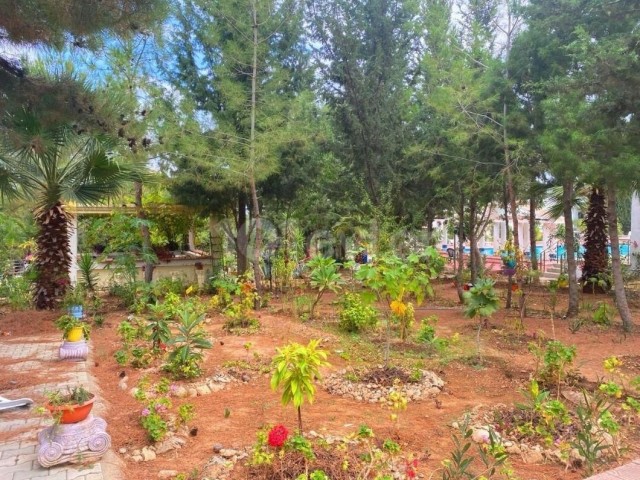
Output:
[{"xmin": 267, "ymin": 424, "xmax": 289, "ymax": 447}]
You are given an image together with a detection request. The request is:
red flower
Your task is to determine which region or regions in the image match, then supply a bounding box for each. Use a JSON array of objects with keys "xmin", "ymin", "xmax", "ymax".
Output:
[
  {"xmin": 267, "ymin": 424, "xmax": 289, "ymax": 448},
  {"xmin": 405, "ymin": 458, "xmax": 419, "ymax": 479}
]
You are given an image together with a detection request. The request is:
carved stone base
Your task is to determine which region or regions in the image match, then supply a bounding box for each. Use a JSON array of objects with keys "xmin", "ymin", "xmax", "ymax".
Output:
[
  {"xmin": 59, "ymin": 339, "xmax": 88, "ymax": 361},
  {"xmin": 37, "ymin": 415, "xmax": 111, "ymax": 467}
]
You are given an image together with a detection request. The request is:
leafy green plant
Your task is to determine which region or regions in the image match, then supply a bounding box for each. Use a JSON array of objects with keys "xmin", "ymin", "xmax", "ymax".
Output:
[
  {"xmin": 178, "ymin": 403, "xmax": 196, "ymax": 424},
  {"xmin": 165, "ymin": 307, "xmax": 212, "ymax": 379},
  {"xmin": 592, "ymin": 301, "xmax": 613, "ymax": 326},
  {"xmin": 139, "ymin": 397, "xmax": 171, "ymax": 442},
  {"xmin": 270, "ymin": 339, "xmax": 329, "ymax": 432},
  {"xmin": 0, "ymin": 274, "xmax": 32, "ymax": 310},
  {"xmin": 54, "ymin": 314, "xmax": 91, "ymax": 340},
  {"xmin": 307, "ymin": 255, "xmax": 343, "ymax": 319},
  {"xmin": 293, "ymin": 294, "xmax": 314, "ymax": 322},
  {"xmin": 542, "ymin": 340, "xmax": 576, "ymax": 397},
  {"xmin": 147, "ymin": 301, "xmax": 172, "ymax": 351},
  {"xmin": 463, "ymin": 278, "xmax": 499, "ymax": 364},
  {"xmin": 77, "ymin": 253, "xmax": 98, "ymax": 292},
  {"xmin": 571, "ymin": 390, "xmax": 618, "ymax": 475},
  {"xmin": 356, "ymin": 250, "xmax": 440, "ymax": 362},
  {"xmin": 338, "ymin": 293, "xmax": 378, "ymax": 332},
  {"xmin": 416, "ymin": 315, "xmax": 438, "ymax": 344},
  {"xmin": 62, "ymin": 284, "xmax": 86, "ymax": 308}
]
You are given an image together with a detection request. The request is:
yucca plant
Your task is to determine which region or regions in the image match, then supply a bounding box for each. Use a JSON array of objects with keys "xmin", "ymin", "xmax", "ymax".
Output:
[{"xmin": 0, "ymin": 111, "xmax": 144, "ymax": 309}]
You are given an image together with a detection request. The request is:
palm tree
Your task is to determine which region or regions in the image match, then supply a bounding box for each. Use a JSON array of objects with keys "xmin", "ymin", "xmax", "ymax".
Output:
[{"xmin": 0, "ymin": 111, "xmax": 143, "ymax": 309}]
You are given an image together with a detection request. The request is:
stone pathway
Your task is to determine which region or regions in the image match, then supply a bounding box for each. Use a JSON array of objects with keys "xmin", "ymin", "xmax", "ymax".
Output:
[
  {"xmin": 585, "ymin": 459, "xmax": 640, "ymax": 480},
  {"xmin": 0, "ymin": 333, "xmax": 120, "ymax": 480}
]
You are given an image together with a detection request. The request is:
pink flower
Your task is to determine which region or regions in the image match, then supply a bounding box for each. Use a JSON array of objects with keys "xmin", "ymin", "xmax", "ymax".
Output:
[
  {"xmin": 267, "ymin": 424, "xmax": 289, "ymax": 448},
  {"xmin": 141, "ymin": 408, "xmax": 151, "ymax": 417}
]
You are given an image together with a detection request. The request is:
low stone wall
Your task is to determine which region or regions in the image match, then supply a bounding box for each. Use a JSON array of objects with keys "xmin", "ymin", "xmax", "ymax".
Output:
[{"xmin": 90, "ymin": 257, "xmax": 213, "ymax": 288}]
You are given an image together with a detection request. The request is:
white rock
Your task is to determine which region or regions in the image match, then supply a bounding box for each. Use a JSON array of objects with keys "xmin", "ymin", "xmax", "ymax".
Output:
[
  {"xmin": 196, "ymin": 384, "xmax": 211, "ymax": 395},
  {"xmin": 173, "ymin": 386, "xmax": 188, "ymax": 398},
  {"xmin": 118, "ymin": 377, "xmax": 129, "ymax": 391},
  {"xmin": 158, "ymin": 470, "xmax": 179, "ymax": 479},
  {"xmin": 521, "ymin": 446, "xmax": 544, "ymax": 464},
  {"xmin": 118, "ymin": 447, "xmax": 127, "ymax": 454},
  {"xmin": 188, "ymin": 388, "xmax": 198, "ymax": 397},
  {"xmin": 141, "ymin": 446, "xmax": 157, "ymax": 461}
]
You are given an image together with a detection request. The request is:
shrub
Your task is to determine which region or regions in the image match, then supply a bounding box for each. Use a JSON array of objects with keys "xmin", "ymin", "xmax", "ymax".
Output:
[{"xmin": 338, "ymin": 293, "xmax": 378, "ymax": 332}]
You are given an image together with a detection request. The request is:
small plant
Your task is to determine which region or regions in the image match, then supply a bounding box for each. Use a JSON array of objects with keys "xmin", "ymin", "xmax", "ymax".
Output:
[
  {"xmin": 571, "ymin": 390, "xmax": 618, "ymax": 475},
  {"xmin": 541, "ymin": 340, "xmax": 576, "ymax": 397},
  {"xmin": 164, "ymin": 306, "xmax": 212, "ymax": 379},
  {"xmin": 62, "ymin": 284, "xmax": 86, "ymax": 308},
  {"xmin": 178, "ymin": 403, "xmax": 196, "ymax": 424},
  {"xmin": 78, "ymin": 253, "xmax": 98, "ymax": 292},
  {"xmin": 390, "ymin": 300, "xmax": 415, "ymax": 341},
  {"xmin": 45, "ymin": 385, "xmax": 92, "ymax": 406},
  {"xmin": 270, "ymin": 339, "xmax": 329, "ymax": 432},
  {"xmin": 293, "ymin": 294, "xmax": 314, "ymax": 322},
  {"xmin": 147, "ymin": 301, "xmax": 172, "ymax": 350},
  {"xmin": 0, "ymin": 275, "xmax": 32, "ymax": 310},
  {"xmin": 55, "ymin": 314, "xmax": 91, "ymax": 340},
  {"xmin": 307, "ymin": 255, "xmax": 343, "ymax": 319},
  {"xmin": 463, "ymin": 278, "xmax": 499, "ymax": 364},
  {"xmin": 140, "ymin": 398, "xmax": 171, "ymax": 442},
  {"xmin": 592, "ymin": 301, "xmax": 613, "ymax": 326},
  {"xmin": 338, "ymin": 293, "xmax": 378, "ymax": 332},
  {"xmin": 416, "ymin": 315, "xmax": 438, "ymax": 344},
  {"xmin": 441, "ymin": 415, "xmax": 511, "ymax": 480}
]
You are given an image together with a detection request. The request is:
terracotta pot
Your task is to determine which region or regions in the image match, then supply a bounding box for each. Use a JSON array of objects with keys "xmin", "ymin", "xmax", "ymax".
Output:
[
  {"xmin": 46, "ymin": 395, "xmax": 95, "ymax": 424},
  {"xmin": 66, "ymin": 326, "xmax": 84, "ymax": 342}
]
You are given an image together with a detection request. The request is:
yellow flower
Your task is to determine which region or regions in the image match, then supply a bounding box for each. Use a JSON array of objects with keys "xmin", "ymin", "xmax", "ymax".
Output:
[{"xmin": 390, "ymin": 300, "xmax": 407, "ymax": 316}]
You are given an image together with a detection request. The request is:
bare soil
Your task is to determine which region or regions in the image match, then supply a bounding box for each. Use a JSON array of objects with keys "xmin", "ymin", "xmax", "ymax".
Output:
[{"xmin": 2, "ymin": 281, "xmax": 640, "ymax": 480}]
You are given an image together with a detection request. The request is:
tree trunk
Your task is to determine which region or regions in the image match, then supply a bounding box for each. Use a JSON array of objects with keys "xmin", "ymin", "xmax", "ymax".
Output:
[
  {"xmin": 469, "ymin": 195, "xmax": 478, "ymax": 284},
  {"xmin": 34, "ymin": 202, "xmax": 71, "ymax": 309},
  {"xmin": 135, "ymin": 182, "xmax": 154, "ymax": 283},
  {"xmin": 209, "ymin": 215, "xmax": 224, "ymax": 276},
  {"xmin": 529, "ymin": 195, "xmax": 538, "ymax": 272},
  {"xmin": 236, "ymin": 192, "xmax": 248, "ymax": 275},
  {"xmin": 456, "ymin": 193, "xmax": 465, "ymax": 303},
  {"xmin": 562, "ymin": 179, "xmax": 579, "ymax": 318},
  {"xmin": 248, "ymin": 0, "xmax": 263, "ymax": 296},
  {"xmin": 606, "ymin": 184, "xmax": 633, "ymax": 331},
  {"xmin": 581, "ymin": 185, "xmax": 609, "ymax": 290}
]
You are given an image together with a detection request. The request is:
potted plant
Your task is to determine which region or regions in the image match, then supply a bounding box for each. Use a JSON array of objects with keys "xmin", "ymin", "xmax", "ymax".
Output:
[
  {"xmin": 44, "ymin": 385, "xmax": 95, "ymax": 424},
  {"xmin": 55, "ymin": 314, "xmax": 91, "ymax": 342},
  {"xmin": 499, "ymin": 236, "xmax": 517, "ymax": 269},
  {"xmin": 62, "ymin": 285, "xmax": 86, "ymax": 318}
]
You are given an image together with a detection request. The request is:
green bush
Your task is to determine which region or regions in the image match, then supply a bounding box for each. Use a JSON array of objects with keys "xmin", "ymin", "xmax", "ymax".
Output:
[
  {"xmin": 0, "ymin": 275, "xmax": 32, "ymax": 310},
  {"xmin": 338, "ymin": 293, "xmax": 378, "ymax": 332}
]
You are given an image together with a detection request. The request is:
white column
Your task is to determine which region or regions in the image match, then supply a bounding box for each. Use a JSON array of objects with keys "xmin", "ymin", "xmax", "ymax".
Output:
[
  {"xmin": 69, "ymin": 215, "xmax": 79, "ymax": 285},
  {"xmin": 493, "ymin": 221, "xmax": 502, "ymax": 251},
  {"xmin": 631, "ymin": 192, "xmax": 640, "ymax": 269}
]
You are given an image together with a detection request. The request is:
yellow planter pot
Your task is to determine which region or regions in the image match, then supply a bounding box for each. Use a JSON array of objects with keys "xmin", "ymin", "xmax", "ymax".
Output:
[{"xmin": 66, "ymin": 326, "xmax": 85, "ymax": 342}]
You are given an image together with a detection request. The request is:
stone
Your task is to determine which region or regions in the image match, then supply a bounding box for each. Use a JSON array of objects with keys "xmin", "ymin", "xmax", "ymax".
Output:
[
  {"xmin": 132, "ymin": 455, "xmax": 144, "ymax": 462},
  {"xmin": 188, "ymin": 388, "xmax": 198, "ymax": 398},
  {"xmin": 521, "ymin": 445, "xmax": 544, "ymax": 464},
  {"xmin": 118, "ymin": 447, "xmax": 127, "ymax": 454},
  {"xmin": 212, "ymin": 443, "xmax": 224, "ymax": 453},
  {"xmin": 141, "ymin": 446, "xmax": 157, "ymax": 461},
  {"xmin": 118, "ymin": 377, "xmax": 128, "ymax": 391},
  {"xmin": 196, "ymin": 384, "xmax": 212, "ymax": 396},
  {"xmin": 155, "ymin": 436, "xmax": 186, "ymax": 454},
  {"xmin": 158, "ymin": 470, "xmax": 179, "ymax": 479},
  {"xmin": 219, "ymin": 449, "xmax": 237, "ymax": 458},
  {"xmin": 173, "ymin": 386, "xmax": 188, "ymax": 398}
]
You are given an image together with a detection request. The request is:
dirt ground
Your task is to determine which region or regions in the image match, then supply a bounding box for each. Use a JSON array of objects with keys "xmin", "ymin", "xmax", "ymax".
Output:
[{"xmin": 2, "ymin": 280, "xmax": 640, "ymax": 480}]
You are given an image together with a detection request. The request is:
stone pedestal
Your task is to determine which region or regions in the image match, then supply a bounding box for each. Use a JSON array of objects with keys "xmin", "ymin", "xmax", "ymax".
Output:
[
  {"xmin": 37, "ymin": 415, "xmax": 110, "ymax": 467},
  {"xmin": 59, "ymin": 339, "xmax": 88, "ymax": 361}
]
